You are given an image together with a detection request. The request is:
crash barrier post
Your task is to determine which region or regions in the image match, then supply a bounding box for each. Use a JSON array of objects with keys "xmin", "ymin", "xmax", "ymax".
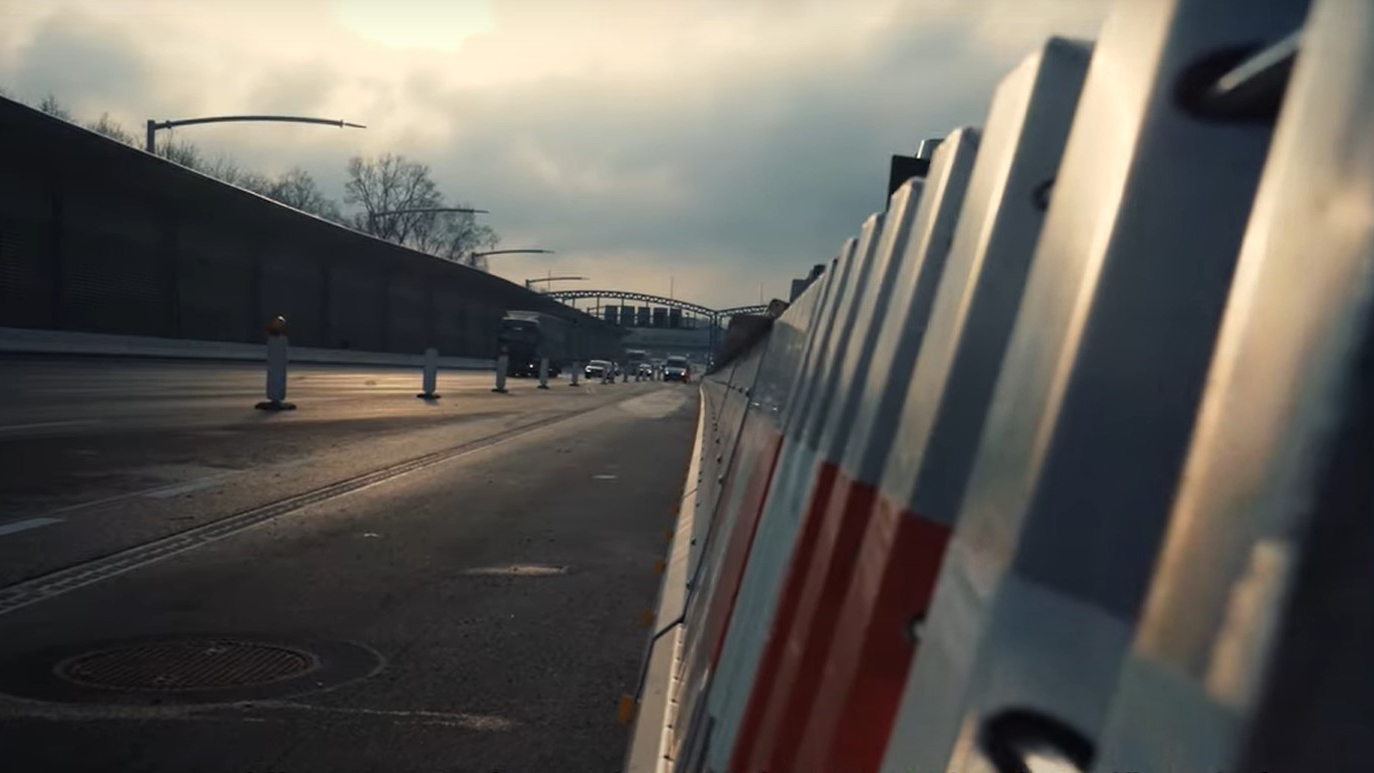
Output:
[
  {"xmin": 255, "ymin": 315, "xmax": 295, "ymax": 411},
  {"xmin": 417, "ymin": 346, "xmax": 440, "ymax": 399},
  {"xmin": 570, "ymin": 361, "xmax": 581, "ymax": 386},
  {"xmin": 492, "ymin": 349, "xmax": 509, "ymax": 393},
  {"xmin": 537, "ymin": 356, "xmax": 550, "ymax": 389},
  {"xmin": 626, "ymin": 0, "xmax": 1360, "ymax": 771}
]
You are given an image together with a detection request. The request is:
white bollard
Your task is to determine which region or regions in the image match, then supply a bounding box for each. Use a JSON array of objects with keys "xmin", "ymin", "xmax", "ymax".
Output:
[
  {"xmin": 255, "ymin": 317, "xmax": 296, "ymax": 410},
  {"xmin": 570, "ymin": 361, "xmax": 581, "ymax": 386},
  {"xmin": 537, "ymin": 356, "xmax": 550, "ymax": 389},
  {"xmin": 417, "ymin": 346, "xmax": 440, "ymax": 399},
  {"xmin": 492, "ymin": 351, "xmax": 509, "ymax": 393},
  {"xmin": 622, "ymin": 363, "xmax": 629, "ymax": 383}
]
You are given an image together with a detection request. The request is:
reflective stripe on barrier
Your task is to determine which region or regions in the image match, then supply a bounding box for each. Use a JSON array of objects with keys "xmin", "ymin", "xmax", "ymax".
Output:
[
  {"xmin": 667, "ymin": 241, "xmax": 852, "ymax": 769},
  {"xmin": 732, "ymin": 130, "xmax": 981, "ymax": 773},
  {"xmin": 881, "ymin": 1, "xmax": 1309, "ymax": 772},
  {"xmin": 691, "ymin": 214, "xmax": 891, "ymax": 771},
  {"xmin": 1094, "ymin": 2, "xmax": 1372, "ymax": 771},
  {"xmin": 791, "ymin": 39, "xmax": 1093, "ymax": 773}
]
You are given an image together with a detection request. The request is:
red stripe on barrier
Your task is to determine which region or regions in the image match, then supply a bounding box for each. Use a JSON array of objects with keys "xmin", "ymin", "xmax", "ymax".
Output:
[
  {"xmin": 796, "ymin": 493, "xmax": 953, "ymax": 773},
  {"xmin": 746, "ymin": 466, "xmax": 876, "ymax": 773},
  {"xmin": 702, "ymin": 427, "xmax": 785, "ymax": 670},
  {"xmin": 726, "ymin": 457, "xmax": 834, "ymax": 773}
]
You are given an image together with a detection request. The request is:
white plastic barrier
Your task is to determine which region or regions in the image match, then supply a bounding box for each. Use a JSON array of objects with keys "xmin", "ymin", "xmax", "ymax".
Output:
[
  {"xmin": 717, "ymin": 130, "xmax": 980, "ymax": 773},
  {"xmin": 883, "ymin": 1, "xmax": 1309, "ymax": 771},
  {"xmin": 1094, "ymin": 2, "xmax": 1371, "ymax": 771},
  {"xmin": 624, "ymin": 0, "xmax": 1365, "ymax": 770}
]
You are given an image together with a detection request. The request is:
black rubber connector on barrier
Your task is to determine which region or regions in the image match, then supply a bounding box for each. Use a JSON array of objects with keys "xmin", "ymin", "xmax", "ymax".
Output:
[{"xmin": 978, "ymin": 708, "xmax": 1094, "ymax": 773}]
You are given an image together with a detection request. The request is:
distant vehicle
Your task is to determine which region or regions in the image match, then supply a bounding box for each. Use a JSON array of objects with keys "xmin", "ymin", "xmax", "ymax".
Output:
[
  {"xmin": 637, "ymin": 363, "xmax": 654, "ymax": 379},
  {"xmin": 663, "ymin": 355, "xmax": 691, "ymax": 383},
  {"xmin": 626, "ymin": 349, "xmax": 649, "ymax": 379},
  {"xmin": 499, "ymin": 311, "xmax": 567, "ymax": 378},
  {"xmin": 585, "ymin": 360, "xmax": 612, "ymax": 380}
]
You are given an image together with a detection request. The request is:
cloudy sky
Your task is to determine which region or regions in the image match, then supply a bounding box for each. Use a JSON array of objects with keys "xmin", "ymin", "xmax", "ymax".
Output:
[{"xmin": 0, "ymin": 0, "xmax": 1107, "ymax": 308}]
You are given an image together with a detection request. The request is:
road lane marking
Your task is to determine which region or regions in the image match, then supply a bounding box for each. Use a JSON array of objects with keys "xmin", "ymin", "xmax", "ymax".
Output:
[
  {"xmin": 462, "ymin": 564, "xmax": 568, "ymax": 576},
  {"xmin": 0, "ymin": 517, "xmax": 62, "ymax": 537},
  {"xmin": 142, "ymin": 473, "xmax": 242, "ymax": 499},
  {"xmin": 0, "ymin": 392, "xmax": 665, "ymax": 617},
  {"xmin": 0, "ymin": 419, "xmax": 101, "ymax": 434}
]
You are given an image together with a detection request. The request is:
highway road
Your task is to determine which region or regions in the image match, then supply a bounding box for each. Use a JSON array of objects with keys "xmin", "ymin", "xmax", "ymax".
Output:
[{"xmin": 0, "ymin": 355, "xmax": 697, "ymax": 772}]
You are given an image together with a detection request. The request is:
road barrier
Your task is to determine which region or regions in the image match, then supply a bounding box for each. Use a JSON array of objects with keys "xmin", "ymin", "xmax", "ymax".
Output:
[
  {"xmin": 255, "ymin": 317, "xmax": 295, "ymax": 411},
  {"xmin": 626, "ymin": 0, "xmax": 1369, "ymax": 770},
  {"xmin": 493, "ymin": 350, "xmax": 510, "ymax": 393},
  {"xmin": 418, "ymin": 347, "xmax": 440, "ymax": 399}
]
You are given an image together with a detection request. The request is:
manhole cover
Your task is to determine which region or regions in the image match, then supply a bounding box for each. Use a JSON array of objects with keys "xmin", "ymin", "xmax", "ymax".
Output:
[
  {"xmin": 0, "ymin": 635, "xmax": 380, "ymax": 705},
  {"xmin": 55, "ymin": 640, "xmax": 318, "ymax": 691}
]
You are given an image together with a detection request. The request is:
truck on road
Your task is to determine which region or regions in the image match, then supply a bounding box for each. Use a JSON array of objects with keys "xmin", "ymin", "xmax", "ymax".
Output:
[{"xmin": 498, "ymin": 311, "xmax": 568, "ymax": 378}]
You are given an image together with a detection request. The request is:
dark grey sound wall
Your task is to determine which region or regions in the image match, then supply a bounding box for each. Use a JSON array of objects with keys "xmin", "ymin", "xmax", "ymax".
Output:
[{"xmin": 0, "ymin": 97, "xmax": 621, "ymax": 359}]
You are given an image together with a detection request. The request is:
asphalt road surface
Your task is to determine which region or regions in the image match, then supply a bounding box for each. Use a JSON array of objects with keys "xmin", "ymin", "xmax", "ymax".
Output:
[{"xmin": 0, "ymin": 356, "xmax": 698, "ymax": 772}]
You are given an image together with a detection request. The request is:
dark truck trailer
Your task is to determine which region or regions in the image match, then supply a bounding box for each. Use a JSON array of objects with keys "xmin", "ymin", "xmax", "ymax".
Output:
[{"xmin": 498, "ymin": 311, "xmax": 569, "ymax": 377}]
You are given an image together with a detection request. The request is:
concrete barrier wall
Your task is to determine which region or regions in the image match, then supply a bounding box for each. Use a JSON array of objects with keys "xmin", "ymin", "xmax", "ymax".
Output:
[
  {"xmin": 0, "ymin": 97, "xmax": 621, "ymax": 361},
  {"xmin": 627, "ymin": 0, "xmax": 1370, "ymax": 770}
]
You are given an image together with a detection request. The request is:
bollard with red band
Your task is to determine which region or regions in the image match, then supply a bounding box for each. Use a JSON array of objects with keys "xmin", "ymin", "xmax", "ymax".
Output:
[{"xmin": 254, "ymin": 315, "xmax": 296, "ymax": 411}]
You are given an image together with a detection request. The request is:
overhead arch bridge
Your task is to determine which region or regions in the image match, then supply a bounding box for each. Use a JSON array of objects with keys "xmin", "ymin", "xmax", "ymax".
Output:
[{"xmin": 542, "ymin": 290, "xmax": 769, "ymax": 319}]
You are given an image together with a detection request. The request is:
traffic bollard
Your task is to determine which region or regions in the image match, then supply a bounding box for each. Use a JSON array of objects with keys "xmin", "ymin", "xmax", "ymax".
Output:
[
  {"xmin": 570, "ymin": 361, "xmax": 582, "ymax": 386},
  {"xmin": 417, "ymin": 347, "xmax": 441, "ymax": 399},
  {"xmin": 622, "ymin": 364, "xmax": 629, "ymax": 383},
  {"xmin": 255, "ymin": 316, "xmax": 296, "ymax": 410},
  {"xmin": 494, "ymin": 354, "xmax": 509, "ymax": 393},
  {"xmin": 538, "ymin": 356, "xmax": 550, "ymax": 389}
]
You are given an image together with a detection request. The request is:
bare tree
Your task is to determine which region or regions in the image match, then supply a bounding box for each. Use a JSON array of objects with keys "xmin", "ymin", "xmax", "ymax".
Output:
[
  {"xmin": 344, "ymin": 153, "xmax": 499, "ymax": 270},
  {"xmin": 343, "ymin": 153, "xmax": 444, "ymax": 245},
  {"xmin": 86, "ymin": 113, "xmax": 136, "ymax": 145},
  {"xmin": 267, "ymin": 167, "xmax": 342, "ymax": 221},
  {"xmin": 157, "ymin": 137, "xmax": 205, "ymax": 170},
  {"xmin": 38, "ymin": 94, "xmax": 72, "ymax": 121},
  {"xmin": 437, "ymin": 210, "xmax": 500, "ymax": 271}
]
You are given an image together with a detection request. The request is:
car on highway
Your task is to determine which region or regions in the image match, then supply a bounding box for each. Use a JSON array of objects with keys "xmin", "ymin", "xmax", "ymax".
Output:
[
  {"xmin": 663, "ymin": 355, "xmax": 691, "ymax": 383},
  {"xmin": 637, "ymin": 363, "xmax": 655, "ymax": 379},
  {"xmin": 584, "ymin": 360, "xmax": 612, "ymax": 380}
]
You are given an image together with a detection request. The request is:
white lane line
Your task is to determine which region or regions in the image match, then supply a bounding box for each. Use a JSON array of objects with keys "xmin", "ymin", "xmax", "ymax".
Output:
[
  {"xmin": 0, "ymin": 419, "xmax": 101, "ymax": 434},
  {"xmin": 35, "ymin": 459, "xmax": 311, "ymax": 514},
  {"xmin": 0, "ymin": 517, "xmax": 63, "ymax": 537},
  {"xmin": 142, "ymin": 475, "xmax": 239, "ymax": 499}
]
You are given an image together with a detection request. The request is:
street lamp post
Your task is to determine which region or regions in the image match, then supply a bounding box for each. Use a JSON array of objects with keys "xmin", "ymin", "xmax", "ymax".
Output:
[
  {"xmin": 525, "ymin": 276, "xmax": 587, "ymax": 291},
  {"xmin": 471, "ymin": 249, "xmax": 555, "ymax": 259},
  {"xmin": 367, "ymin": 207, "xmax": 489, "ymax": 228},
  {"xmin": 145, "ymin": 114, "xmax": 366, "ymax": 153}
]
